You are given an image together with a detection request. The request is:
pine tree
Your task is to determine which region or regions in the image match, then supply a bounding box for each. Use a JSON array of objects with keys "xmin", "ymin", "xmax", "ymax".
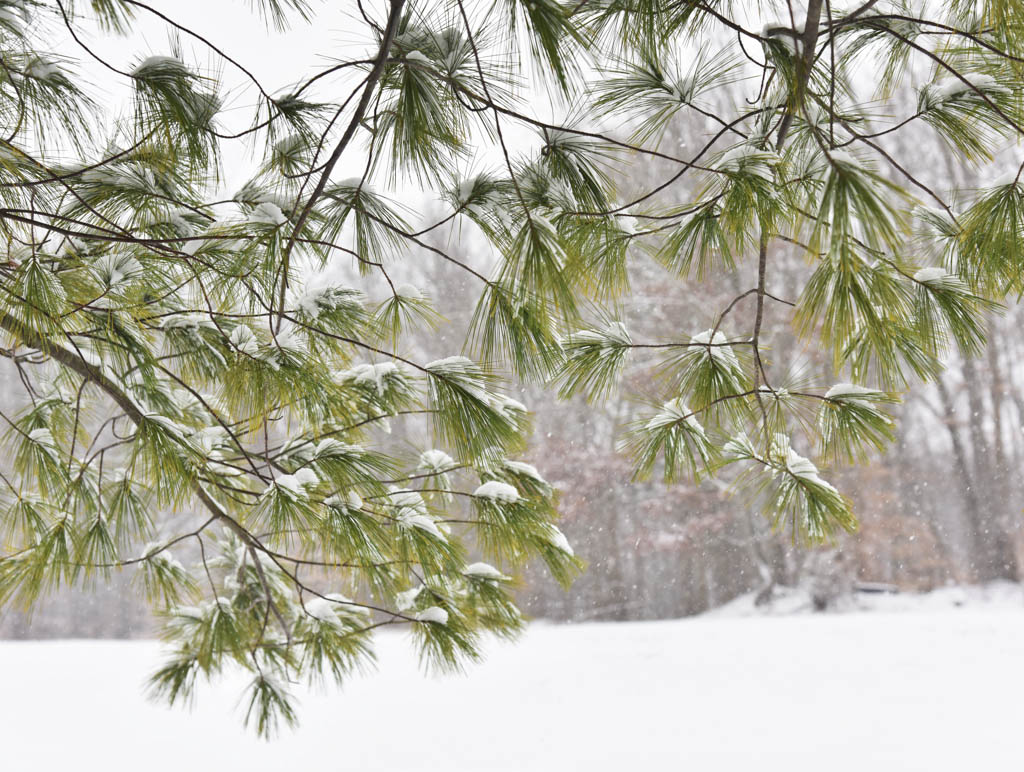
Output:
[
  {"xmin": 0, "ymin": 0, "xmax": 1022, "ymax": 735},
  {"xmin": 552, "ymin": 0, "xmax": 1023, "ymax": 546},
  {"xmin": 0, "ymin": 0, "xmax": 584, "ymax": 735}
]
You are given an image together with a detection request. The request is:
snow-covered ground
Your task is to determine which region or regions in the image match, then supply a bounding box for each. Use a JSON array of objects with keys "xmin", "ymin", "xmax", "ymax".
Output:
[
  {"xmin": 3, "ymin": 586, "xmax": 1023, "ymax": 770},
  {"xmin": 711, "ymin": 579, "xmax": 1024, "ymax": 617}
]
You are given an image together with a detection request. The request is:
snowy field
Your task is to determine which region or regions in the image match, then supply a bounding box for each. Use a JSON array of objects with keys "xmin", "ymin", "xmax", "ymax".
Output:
[{"xmin": 2, "ymin": 586, "xmax": 1023, "ymax": 771}]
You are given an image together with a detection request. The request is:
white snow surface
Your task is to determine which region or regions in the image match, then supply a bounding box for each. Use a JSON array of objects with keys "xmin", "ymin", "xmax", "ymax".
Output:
[
  {"xmin": 645, "ymin": 397, "xmax": 706, "ymax": 436},
  {"xmin": 716, "ymin": 144, "xmax": 778, "ymax": 180},
  {"xmin": 339, "ymin": 361, "xmax": 400, "ymax": 395},
  {"xmin": 249, "ymin": 201, "xmax": 287, "ymax": 226},
  {"xmin": 27, "ymin": 427, "xmax": 56, "ymax": 447},
  {"xmin": 828, "ymin": 149, "xmax": 861, "ymax": 168},
  {"xmin": 2, "ymin": 586, "xmax": 1022, "ymax": 769},
  {"xmin": 617, "ymin": 215, "xmax": 639, "ymax": 235},
  {"xmin": 782, "ymin": 443, "xmax": 835, "ymax": 492},
  {"xmin": 424, "ymin": 355, "xmax": 478, "ymax": 375},
  {"xmin": 414, "ymin": 606, "xmax": 450, "ymax": 625},
  {"xmin": 132, "ymin": 55, "xmax": 185, "ymax": 77},
  {"xmin": 419, "ymin": 448, "xmax": 455, "ymax": 471},
  {"xmin": 228, "ymin": 324, "xmax": 259, "ymax": 355},
  {"xmin": 464, "ymin": 562, "xmax": 507, "ymax": 580},
  {"xmin": 303, "ymin": 598, "xmax": 341, "ymax": 627},
  {"xmin": 502, "ymin": 460, "xmax": 545, "ymax": 483},
  {"xmin": 544, "ymin": 524, "xmax": 574, "ymax": 556},
  {"xmin": 295, "ymin": 280, "xmax": 355, "ymax": 318},
  {"xmin": 824, "ymin": 382, "xmax": 873, "ymax": 399},
  {"xmin": 934, "ymin": 72, "xmax": 1009, "ymax": 100},
  {"xmin": 27, "ymin": 59, "xmax": 61, "ymax": 80},
  {"xmin": 473, "ymin": 480, "xmax": 521, "ymax": 503},
  {"xmin": 401, "ymin": 513, "xmax": 448, "ymax": 543},
  {"xmin": 270, "ymin": 468, "xmax": 318, "ymax": 498},
  {"xmin": 396, "ymin": 283, "xmax": 423, "ymax": 300},
  {"xmin": 395, "ymin": 585, "xmax": 423, "ymax": 611},
  {"xmin": 914, "ymin": 266, "xmax": 949, "ymax": 283},
  {"xmin": 690, "ymin": 329, "xmax": 741, "ymax": 371}
]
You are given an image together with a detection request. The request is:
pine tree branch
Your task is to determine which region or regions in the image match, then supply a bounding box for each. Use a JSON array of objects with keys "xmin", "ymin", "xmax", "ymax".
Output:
[{"xmin": 275, "ymin": 0, "xmax": 408, "ymax": 328}]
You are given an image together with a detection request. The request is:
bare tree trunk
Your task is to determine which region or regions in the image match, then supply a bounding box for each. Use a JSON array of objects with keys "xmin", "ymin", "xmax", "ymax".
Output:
[{"xmin": 938, "ymin": 372, "xmax": 1017, "ymax": 581}]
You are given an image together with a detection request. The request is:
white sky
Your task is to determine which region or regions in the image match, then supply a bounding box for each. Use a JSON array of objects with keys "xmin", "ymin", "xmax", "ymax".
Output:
[{"xmin": 55, "ymin": 0, "xmax": 548, "ymax": 201}]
